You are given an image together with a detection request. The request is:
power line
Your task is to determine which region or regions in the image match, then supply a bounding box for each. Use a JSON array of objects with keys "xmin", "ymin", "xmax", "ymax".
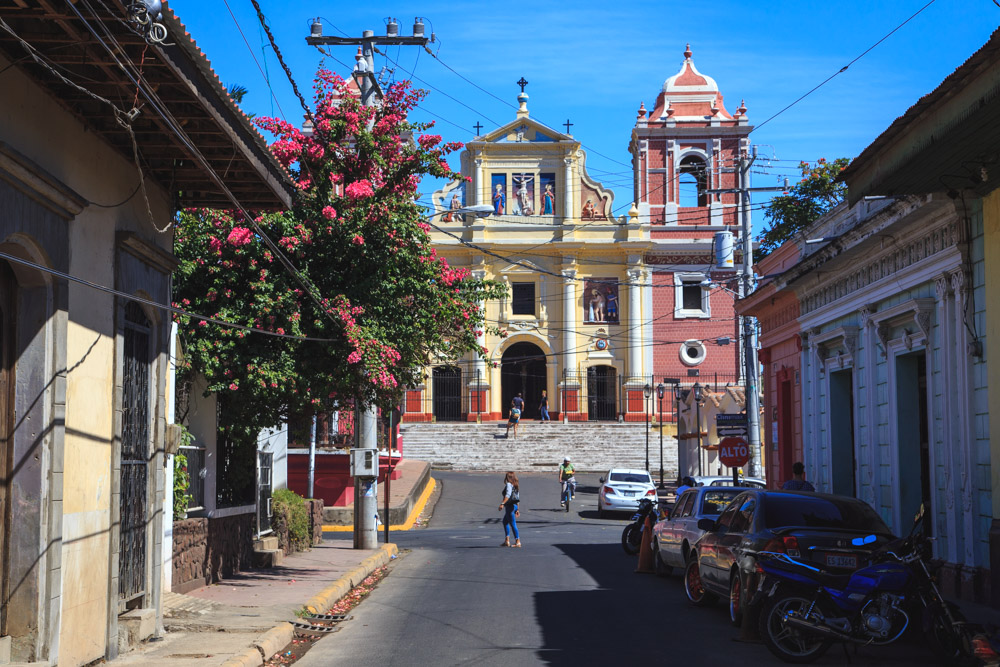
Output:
[
  {"xmin": 753, "ymin": 0, "xmax": 938, "ymax": 132},
  {"xmin": 248, "ymin": 0, "xmax": 315, "ymax": 125},
  {"xmin": 221, "ymin": 0, "xmax": 287, "ymax": 120}
]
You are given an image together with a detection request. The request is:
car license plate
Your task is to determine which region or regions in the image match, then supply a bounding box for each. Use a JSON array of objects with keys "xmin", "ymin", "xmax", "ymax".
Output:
[
  {"xmin": 624, "ymin": 491, "xmax": 636, "ymax": 497},
  {"xmin": 825, "ymin": 553, "xmax": 858, "ymax": 569}
]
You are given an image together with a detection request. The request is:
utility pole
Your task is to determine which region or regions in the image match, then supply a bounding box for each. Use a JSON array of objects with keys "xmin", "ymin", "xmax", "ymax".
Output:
[
  {"xmin": 306, "ymin": 18, "xmax": 430, "ymax": 550},
  {"xmin": 738, "ymin": 152, "xmax": 763, "ymax": 479}
]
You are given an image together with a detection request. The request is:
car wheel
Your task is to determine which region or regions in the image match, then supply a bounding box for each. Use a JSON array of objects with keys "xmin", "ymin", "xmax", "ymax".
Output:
[
  {"xmin": 729, "ymin": 571, "xmax": 744, "ymax": 627},
  {"xmin": 653, "ymin": 543, "xmax": 673, "ymax": 577},
  {"xmin": 684, "ymin": 559, "xmax": 716, "ymax": 607}
]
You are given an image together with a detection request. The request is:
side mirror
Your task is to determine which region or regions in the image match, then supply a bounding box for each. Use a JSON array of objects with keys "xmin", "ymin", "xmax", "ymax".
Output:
[
  {"xmin": 599, "ymin": 477, "xmax": 605, "ymax": 484},
  {"xmin": 698, "ymin": 518, "xmax": 717, "ymax": 532}
]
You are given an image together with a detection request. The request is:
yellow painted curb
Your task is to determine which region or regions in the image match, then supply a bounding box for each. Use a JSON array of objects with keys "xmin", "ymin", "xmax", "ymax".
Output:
[
  {"xmin": 303, "ymin": 543, "xmax": 398, "ymax": 614},
  {"xmin": 322, "ymin": 476, "xmax": 436, "ymax": 532}
]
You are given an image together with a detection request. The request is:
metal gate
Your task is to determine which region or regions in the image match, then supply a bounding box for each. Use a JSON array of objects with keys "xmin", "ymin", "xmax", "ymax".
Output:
[
  {"xmin": 119, "ymin": 303, "xmax": 150, "ymax": 605},
  {"xmin": 258, "ymin": 452, "xmax": 273, "ymax": 535},
  {"xmin": 587, "ymin": 365, "xmax": 617, "ymax": 421},
  {"xmin": 432, "ymin": 367, "xmax": 462, "ymax": 422}
]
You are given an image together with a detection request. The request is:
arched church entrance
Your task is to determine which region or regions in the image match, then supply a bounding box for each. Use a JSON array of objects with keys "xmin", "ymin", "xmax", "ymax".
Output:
[
  {"xmin": 432, "ymin": 366, "xmax": 462, "ymax": 422},
  {"xmin": 501, "ymin": 342, "xmax": 546, "ymax": 420},
  {"xmin": 587, "ymin": 365, "xmax": 617, "ymax": 421}
]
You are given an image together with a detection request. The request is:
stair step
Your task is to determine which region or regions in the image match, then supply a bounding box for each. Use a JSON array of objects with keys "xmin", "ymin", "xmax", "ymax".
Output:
[{"xmin": 252, "ymin": 548, "xmax": 283, "ymax": 568}]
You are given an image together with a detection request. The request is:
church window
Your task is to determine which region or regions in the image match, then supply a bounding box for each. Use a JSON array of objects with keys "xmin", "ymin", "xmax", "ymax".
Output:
[
  {"xmin": 511, "ymin": 282, "xmax": 536, "ymax": 316},
  {"xmin": 674, "ymin": 273, "xmax": 710, "ymax": 319},
  {"xmin": 678, "ymin": 155, "xmax": 708, "ymax": 207}
]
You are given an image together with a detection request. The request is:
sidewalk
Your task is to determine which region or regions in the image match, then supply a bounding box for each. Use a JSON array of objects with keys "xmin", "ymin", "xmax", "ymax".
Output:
[
  {"xmin": 322, "ymin": 458, "xmax": 432, "ymax": 528},
  {"xmin": 116, "ymin": 542, "xmax": 398, "ymax": 667}
]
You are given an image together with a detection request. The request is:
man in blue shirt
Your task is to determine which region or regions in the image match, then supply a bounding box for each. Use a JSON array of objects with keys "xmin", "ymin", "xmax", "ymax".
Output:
[{"xmin": 781, "ymin": 462, "xmax": 816, "ymax": 492}]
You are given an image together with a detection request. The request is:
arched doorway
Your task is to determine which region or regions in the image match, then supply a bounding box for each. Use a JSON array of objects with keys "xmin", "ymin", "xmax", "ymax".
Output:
[
  {"xmin": 587, "ymin": 365, "xmax": 617, "ymax": 421},
  {"xmin": 501, "ymin": 342, "xmax": 546, "ymax": 419},
  {"xmin": 432, "ymin": 366, "xmax": 462, "ymax": 422}
]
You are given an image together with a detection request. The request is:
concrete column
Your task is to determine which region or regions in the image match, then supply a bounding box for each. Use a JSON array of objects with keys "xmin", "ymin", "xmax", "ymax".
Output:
[
  {"xmin": 627, "ymin": 268, "xmax": 643, "ymax": 378},
  {"xmin": 934, "ymin": 275, "xmax": 959, "ymax": 565},
  {"xmin": 471, "ymin": 270, "xmax": 487, "ymax": 381},
  {"xmin": 951, "ymin": 269, "xmax": 976, "ymax": 567},
  {"xmin": 561, "ymin": 268, "xmax": 577, "ymax": 384},
  {"xmin": 474, "ymin": 157, "xmax": 484, "ymax": 206},
  {"xmin": 563, "ymin": 158, "xmax": 574, "ymax": 220}
]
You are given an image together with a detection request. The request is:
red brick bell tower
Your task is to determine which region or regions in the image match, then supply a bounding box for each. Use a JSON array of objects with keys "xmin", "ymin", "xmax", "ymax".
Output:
[{"xmin": 630, "ymin": 44, "xmax": 751, "ymax": 387}]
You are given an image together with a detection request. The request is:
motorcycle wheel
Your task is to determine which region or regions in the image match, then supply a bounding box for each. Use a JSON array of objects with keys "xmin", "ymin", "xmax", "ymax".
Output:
[
  {"xmin": 684, "ymin": 559, "xmax": 717, "ymax": 607},
  {"xmin": 621, "ymin": 523, "xmax": 641, "ymax": 555},
  {"xmin": 923, "ymin": 603, "xmax": 975, "ymax": 664},
  {"xmin": 758, "ymin": 593, "xmax": 831, "ymax": 664}
]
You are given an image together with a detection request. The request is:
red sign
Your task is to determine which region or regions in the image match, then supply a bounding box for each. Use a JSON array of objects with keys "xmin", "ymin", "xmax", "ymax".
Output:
[{"xmin": 718, "ymin": 437, "xmax": 750, "ymax": 468}]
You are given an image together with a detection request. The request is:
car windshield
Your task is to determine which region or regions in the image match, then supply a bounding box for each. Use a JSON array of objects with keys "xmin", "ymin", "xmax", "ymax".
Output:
[
  {"xmin": 764, "ymin": 494, "xmax": 891, "ymax": 533},
  {"xmin": 701, "ymin": 490, "xmax": 741, "ymax": 515},
  {"xmin": 609, "ymin": 473, "xmax": 651, "ymax": 484}
]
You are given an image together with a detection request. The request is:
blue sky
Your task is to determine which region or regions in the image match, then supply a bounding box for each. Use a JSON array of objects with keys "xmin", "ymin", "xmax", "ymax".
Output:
[{"xmin": 171, "ymin": 0, "xmax": 998, "ymax": 213}]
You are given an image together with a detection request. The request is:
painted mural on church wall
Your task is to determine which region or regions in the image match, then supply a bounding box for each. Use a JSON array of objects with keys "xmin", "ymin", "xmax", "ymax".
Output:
[
  {"xmin": 441, "ymin": 183, "xmax": 465, "ymax": 222},
  {"xmin": 583, "ymin": 278, "xmax": 620, "ymax": 324}
]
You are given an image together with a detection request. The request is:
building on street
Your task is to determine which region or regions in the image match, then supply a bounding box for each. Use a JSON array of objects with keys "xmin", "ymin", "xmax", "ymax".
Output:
[{"xmin": 0, "ymin": 3, "xmax": 293, "ymax": 663}]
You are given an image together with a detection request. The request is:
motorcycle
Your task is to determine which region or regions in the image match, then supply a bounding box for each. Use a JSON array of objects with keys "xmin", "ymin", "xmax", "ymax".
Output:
[
  {"xmin": 621, "ymin": 497, "xmax": 663, "ymax": 555},
  {"xmin": 753, "ymin": 505, "xmax": 975, "ymax": 664}
]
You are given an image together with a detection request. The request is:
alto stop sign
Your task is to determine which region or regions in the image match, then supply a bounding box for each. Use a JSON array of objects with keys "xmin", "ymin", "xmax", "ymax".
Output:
[{"xmin": 719, "ymin": 437, "xmax": 750, "ymax": 468}]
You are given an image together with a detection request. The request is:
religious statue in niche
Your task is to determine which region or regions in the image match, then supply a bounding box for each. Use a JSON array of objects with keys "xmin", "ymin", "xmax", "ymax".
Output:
[
  {"xmin": 583, "ymin": 278, "xmax": 619, "ymax": 324},
  {"xmin": 491, "ymin": 173, "xmax": 506, "ymax": 216},
  {"xmin": 442, "ymin": 192, "xmax": 463, "ymax": 222},
  {"xmin": 512, "ymin": 173, "xmax": 534, "ymax": 215},
  {"xmin": 582, "ymin": 198, "xmax": 596, "ymax": 219},
  {"xmin": 542, "ymin": 182, "xmax": 555, "ymax": 215}
]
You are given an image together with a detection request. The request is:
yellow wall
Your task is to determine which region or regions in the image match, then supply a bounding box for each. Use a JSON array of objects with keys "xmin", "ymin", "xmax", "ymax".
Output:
[{"xmin": 984, "ymin": 189, "xmax": 1000, "ymax": 517}]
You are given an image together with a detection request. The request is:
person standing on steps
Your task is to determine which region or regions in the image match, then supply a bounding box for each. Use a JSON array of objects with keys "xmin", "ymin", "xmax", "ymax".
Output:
[
  {"xmin": 499, "ymin": 471, "xmax": 521, "ymax": 547},
  {"xmin": 513, "ymin": 392, "xmax": 524, "ymax": 413},
  {"xmin": 557, "ymin": 456, "xmax": 576, "ymax": 506},
  {"xmin": 505, "ymin": 399, "xmax": 521, "ymax": 438},
  {"xmin": 539, "ymin": 390, "xmax": 550, "ymax": 422}
]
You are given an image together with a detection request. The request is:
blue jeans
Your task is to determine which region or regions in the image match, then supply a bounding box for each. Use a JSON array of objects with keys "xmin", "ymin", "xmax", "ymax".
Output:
[
  {"xmin": 503, "ymin": 503, "xmax": 519, "ymax": 539},
  {"xmin": 540, "ymin": 407, "xmax": 550, "ymax": 421}
]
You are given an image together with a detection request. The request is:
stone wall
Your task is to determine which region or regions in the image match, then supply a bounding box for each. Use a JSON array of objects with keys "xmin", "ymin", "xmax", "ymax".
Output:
[{"xmin": 172, "ymin": 513, "xmax": 255, "ymax": 594}]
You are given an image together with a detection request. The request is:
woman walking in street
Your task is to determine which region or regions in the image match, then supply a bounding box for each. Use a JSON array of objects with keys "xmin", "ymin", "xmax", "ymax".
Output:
[{"xmin": 499, "ymin": 471, "xmax": 522, "ymax": 547}]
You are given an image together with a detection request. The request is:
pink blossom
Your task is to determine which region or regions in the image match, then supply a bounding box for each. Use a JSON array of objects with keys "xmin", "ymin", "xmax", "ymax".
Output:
[
  {"xmin": 344, "ymin": 180, "xmax": 374, "ymax": 201},
  {"xmin": 208, "ymin": 236, "xmax": 222, "ymax": 254},
  {"xmin": 347, "ymin": 351, "xmax": 362, "ymax": 364},
  {"xmin": 352, "ymin": 234, "xmax": 365, "ymax": 245},
  {"xmin": 229, "ymin": 382, "xmax": 238, "ymax": 391},
  {"xmin": 227, "ymin": 227, "xmax": 253, "ymax": 246},
  {"xmin": 322, "ymin": 206, "xmax": 337, "ymax": 221}
]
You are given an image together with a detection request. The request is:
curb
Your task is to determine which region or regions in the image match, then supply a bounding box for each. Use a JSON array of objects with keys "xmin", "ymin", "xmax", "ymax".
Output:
[
  {"xmin": 322, "ymin": 477, "xmax": 436, "ymax": 532},
  {"xmin": 218, "ymin": 543, "xmax": 397, "ymax": 667},
  {"xmin": 304, "ymin": 543, "xmax": 398, "ymax": 614}
]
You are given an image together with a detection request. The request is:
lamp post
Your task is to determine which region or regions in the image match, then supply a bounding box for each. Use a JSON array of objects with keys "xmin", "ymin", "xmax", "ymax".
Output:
[
  {"xmin": 643, "ymin": 384, "xmax": 652, "ymax": 472},
  {"xmin": 656, "ymin": 383, "xmax": 665, "ymax": 489},
  {"xmin": 693, "ymin": 382, "xmax": 704, "ymax": 477}
]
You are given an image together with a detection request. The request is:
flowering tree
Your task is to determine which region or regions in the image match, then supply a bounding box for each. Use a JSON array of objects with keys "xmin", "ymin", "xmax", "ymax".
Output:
[
  {"xmin": 173, "ymin": 72, "xmax": 505, "ymax": 441},
  {"xmin": 756, "ymin": 157, "xmax": 849, "ymax": 259}
]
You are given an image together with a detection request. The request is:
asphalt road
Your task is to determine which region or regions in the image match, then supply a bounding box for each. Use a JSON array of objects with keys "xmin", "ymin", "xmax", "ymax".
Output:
[{"xmin": 297, "ymin": 471, "xmax": 941, "ymax": 667}]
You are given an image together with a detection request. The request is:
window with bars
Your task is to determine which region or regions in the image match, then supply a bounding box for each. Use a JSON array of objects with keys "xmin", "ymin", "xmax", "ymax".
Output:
[{"xmin": 511, "ymin": 282, "xmax": 535, "ymax": 316}]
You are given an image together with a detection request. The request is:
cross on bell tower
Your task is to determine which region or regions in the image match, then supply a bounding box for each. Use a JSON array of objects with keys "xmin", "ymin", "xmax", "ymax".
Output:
[{"xmin": 516, "ymin": 76, "xmax": 529, "ymax": 93}]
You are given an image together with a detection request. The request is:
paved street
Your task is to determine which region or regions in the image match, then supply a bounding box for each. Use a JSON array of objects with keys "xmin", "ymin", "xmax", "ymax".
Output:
[{"xmin": 297, "ymin": 471, "xmax": 940, "ymax": 666}]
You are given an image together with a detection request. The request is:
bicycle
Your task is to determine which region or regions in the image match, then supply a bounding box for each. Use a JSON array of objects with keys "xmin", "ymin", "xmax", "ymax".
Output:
[{"xmin": 560, "ymin": 478, "xmax": 575, "ymax": 513}]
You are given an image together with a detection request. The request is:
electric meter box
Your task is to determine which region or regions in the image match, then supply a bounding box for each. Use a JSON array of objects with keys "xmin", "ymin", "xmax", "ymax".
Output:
[{"xmin": 350, "ymin": 448, "xmax": 379, "ymax": 478}]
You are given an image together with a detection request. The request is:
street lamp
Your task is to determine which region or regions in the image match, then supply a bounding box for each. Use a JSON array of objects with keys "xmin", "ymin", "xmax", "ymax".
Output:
[
  {"xmin": 693, "ymin": 382, "xmax": 704, "ymax": 477},
  {"xmin": 643, "ymin": 384, "xmax": 652, "ymax": 472},
  {"xmin": 656, "ymin": 383, "xmax": 665, "ymax": 489}
]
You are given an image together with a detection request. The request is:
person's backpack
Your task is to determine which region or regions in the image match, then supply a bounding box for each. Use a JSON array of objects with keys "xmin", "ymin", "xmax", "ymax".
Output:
[
  {"xmin": 510, "ymin": 407, "xmax": 521, "ymax": 419},
  {"xmin": 510, "ymin": 488, "xmax": 520, "ymax": 504}
]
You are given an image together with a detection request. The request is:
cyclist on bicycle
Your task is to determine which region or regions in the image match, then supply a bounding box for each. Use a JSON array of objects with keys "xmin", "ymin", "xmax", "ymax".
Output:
[{"xmin": 558, "ymin": 456, "xmax": 576, "ymax": 507}]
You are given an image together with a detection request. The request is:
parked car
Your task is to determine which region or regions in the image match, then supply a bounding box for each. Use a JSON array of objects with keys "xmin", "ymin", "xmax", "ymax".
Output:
[
  {"xmin": 692, "ymin": 475, "xmax": 767, "ymax": 489},
  {"xmin": 684, "ymin": 490, "xmax": 895, "ymax": 627},
  {"xmin": 652, "ymin": 486, "xmax": 746, "ymax": 576},
  {"xmin": 597, "ymin": 468, "xmax": 657, "ymax": 518}
]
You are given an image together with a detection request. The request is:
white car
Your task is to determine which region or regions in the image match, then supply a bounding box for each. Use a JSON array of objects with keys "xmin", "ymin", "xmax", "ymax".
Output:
[
  {"xmin": 692, "ymin": 475, "xmax": 767, "ymax": 489},
  {"xmin": 651, "ymin": 486, "xmax": 746, "ymax": 576},
  {"xmin": 597, "ymin": 468, "xmax": 657, "ymax": 518}
]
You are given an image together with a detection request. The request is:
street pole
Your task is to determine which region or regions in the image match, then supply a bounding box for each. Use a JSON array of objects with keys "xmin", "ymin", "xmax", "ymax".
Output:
[
  {"xmin": 307, "ymin": 21, "xmax": 430, "ymax": 549},
  {"xmin": 738, "ymin": 153, "xmax": 763, "ymax": 479},
  {"xmin": 644, "ymin": 384, "xmax": 651, "ymax": 472},
  {"xmin": 657, "ymin": 383, "xmax": 664, "ymax": 488},
  {"xmin": 695, "ymin": 383, "xmax": 703, "ymax": 477},
  {"xmin": 308, "ymin": 414, "xmax": 317, "ymax": 498}
]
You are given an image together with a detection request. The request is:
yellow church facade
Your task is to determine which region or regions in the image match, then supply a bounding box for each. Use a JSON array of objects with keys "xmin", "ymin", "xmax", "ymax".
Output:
[{"xmin": 403, "ymin": 91, "xmax": 655, "ymax": 423}]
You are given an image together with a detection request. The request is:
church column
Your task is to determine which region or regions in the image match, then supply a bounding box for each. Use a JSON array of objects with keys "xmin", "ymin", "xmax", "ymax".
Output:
[
  {"xmin": 627, "ymin": 268, "xmax": 644, "ymax": 378},
  {"xmin": 561, "ymin": 267, "xmax": 578, "ymax": 419},
  {"xmin": 563, "ymin": 157, "xmax": 574, "ymax": 219},
  {"xmin": 471, "ymin": 269, "xmax": 488, "ymax": 420},
  {"xmin": 474, "ymin": 157, "xmax": 484, "ymax": 206}
]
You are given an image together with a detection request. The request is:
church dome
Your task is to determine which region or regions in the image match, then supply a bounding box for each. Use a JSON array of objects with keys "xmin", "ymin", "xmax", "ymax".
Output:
[{"xmin": 662, "ymin": 44, "xmax": 720, "ymax": 94}]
